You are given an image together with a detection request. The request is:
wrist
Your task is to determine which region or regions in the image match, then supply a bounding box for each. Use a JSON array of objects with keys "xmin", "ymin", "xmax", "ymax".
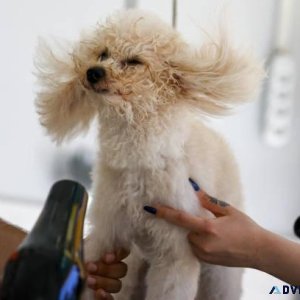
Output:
[
  {"xmin": 251, "ymin": 227, "xmax": 279, "ymax": 272},
  {"xmin": 249, "ymin": 226, "xmax": 271, "ymax": 270}
]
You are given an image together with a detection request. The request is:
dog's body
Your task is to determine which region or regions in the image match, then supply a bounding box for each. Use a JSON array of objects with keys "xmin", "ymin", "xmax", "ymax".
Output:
[
  {"xmin": 87, "ymin": 112, "xmax": 244, "ymax": 300},
  {"xmin": 35, "ymin": 9, "xmax": 263, "ymax": 300}
]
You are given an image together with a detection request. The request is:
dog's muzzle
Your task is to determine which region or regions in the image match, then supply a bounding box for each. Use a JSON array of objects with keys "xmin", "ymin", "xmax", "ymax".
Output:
[{"xmin": 86, "ymin": 67, "xmax": 106, "ymax": 84}]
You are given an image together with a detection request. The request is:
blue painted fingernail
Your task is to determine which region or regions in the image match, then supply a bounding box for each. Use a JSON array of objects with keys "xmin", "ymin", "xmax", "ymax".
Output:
[
  {"xmin": 144, "ymin": 206, "xmax": 157, "ymax": 215},
  {"xmin": 189, "ymin": 178, "xmax": 200, "ymax": 191}
]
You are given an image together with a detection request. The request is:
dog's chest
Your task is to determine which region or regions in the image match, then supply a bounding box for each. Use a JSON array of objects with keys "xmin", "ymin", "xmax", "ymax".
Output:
[
  {"xmin": 116, "ymin": 158, "xmax": 197, "ymax": 222},
  {"xmin": 118, "ymin": 164, "xmax": 180, "ymax": 209}
]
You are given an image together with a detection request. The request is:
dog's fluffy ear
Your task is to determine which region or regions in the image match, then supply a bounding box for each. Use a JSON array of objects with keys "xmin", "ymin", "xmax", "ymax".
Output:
[
  {"xmin": 35, "ymin": 39, "xmax": 96, "ymax": 144},
  {"xmin": 170, "ymin": 35, "xmax": 265, "ymax": 115}
]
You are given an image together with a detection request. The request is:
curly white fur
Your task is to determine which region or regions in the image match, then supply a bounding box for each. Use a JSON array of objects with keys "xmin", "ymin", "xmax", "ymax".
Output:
[{"xmin": 35, "ymin": 9, "xmax": 264, "ymax": 300}]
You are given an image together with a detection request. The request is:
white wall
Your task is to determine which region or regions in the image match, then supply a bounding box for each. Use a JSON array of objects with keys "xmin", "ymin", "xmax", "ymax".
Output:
[
  {"xmin": 176, "ymin": 0, "xmax": 300, "ymax": 236},
  {"xmin": 0, "ymin": 0, "xmax": 124, "ymax": 202},
  {"xmin": 0, "ymin": 0, "xmax": 299, "ymax": 237}
]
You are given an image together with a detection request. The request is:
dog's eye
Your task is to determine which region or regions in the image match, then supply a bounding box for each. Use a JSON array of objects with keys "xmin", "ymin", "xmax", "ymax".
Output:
[
  {"xmin": 99, "ymin": 49, "xmax": 109, "ymax": 61},
  {"xmin": 126, "ymin": 58, "xmax": 143, "ymax": 66}
]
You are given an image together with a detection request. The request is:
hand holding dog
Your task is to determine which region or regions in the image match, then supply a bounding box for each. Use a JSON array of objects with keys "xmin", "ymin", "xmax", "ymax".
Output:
[
  {"xmin": 145, "ymin": 188, "xmax": 262, "ymax": 269},
  {"xmin": 145, "ymin": 183, "xmax": 300, "ymax": 285},
  {"xmin": 86, "ymin": 249, "xmax": 129, "ymax": 299},
  {"xmin": 0, "ymin": 218, "xmax": 128, "ymax": 300}
]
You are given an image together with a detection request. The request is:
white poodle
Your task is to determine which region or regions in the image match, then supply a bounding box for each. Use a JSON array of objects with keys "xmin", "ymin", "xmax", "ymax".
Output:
[{"xmin": 35, "ymin": 9, "xmax": 263, "ymax": 300}]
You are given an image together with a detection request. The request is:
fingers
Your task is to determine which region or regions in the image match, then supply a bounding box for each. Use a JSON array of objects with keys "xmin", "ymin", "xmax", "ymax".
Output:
[
  {"xmin": 87, "ymin": 276, "xmax": 122, "ymax": 293},
  {"xmin": 115, "ymin": 248, "xmax": 130, "ymax": 261},
  {"xmin": 101, "ymin": 253, "xmax": 117, "ymax": 264},
  {"xmin": 85, "ymin": 249, "xmax": 129, "ymax": 297},
  {"xmin": 188, "ymin": 177, "xmax": 233, "ymax": 217},
  {"xmin": 144, "ymin": 176, "xmax": 239, "ymax": 231},
  {"xmin": 95, "ymin": 261, "xmax": 127, "ymax": 279},
  {"xmin": 147, "ymin": 204, "xmax": 208, "ymax": 233},
  {"xmin": 196, "ymin": 191, "xmax": 231, "ymax": 217},
  {"xmin": 101, "ymin": 248, "xmax": 130, "ymax": 264},
  {"xmin": 86, "ymin": 248, "xmax": 129, "ymax": 278},
  {"xmin": 94, "ymin": 288, "xmax": 115, "ymax": 300}
]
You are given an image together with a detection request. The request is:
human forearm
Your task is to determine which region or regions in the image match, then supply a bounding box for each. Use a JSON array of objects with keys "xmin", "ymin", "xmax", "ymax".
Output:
[
  {"xmin": 255, "ymin": 229, "xmax": 300, "ymax": 285},
  {"xmin": 144, "ymin": 179, "xmax": 300, "ymax": 285},
  {"xmin": 0, "ymin": 218, "xmax": 26, "ymax": 275}
]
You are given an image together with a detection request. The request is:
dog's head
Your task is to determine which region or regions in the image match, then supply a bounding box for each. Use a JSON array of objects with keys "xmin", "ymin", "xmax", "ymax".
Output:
[{"xmin": 35, "ymin": 9, "xmax": 264, "ymax": 143}]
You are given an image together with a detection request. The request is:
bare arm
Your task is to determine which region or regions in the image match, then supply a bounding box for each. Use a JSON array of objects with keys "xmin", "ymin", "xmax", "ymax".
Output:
[
  {"xmin": 143, "ymin": 181, "xmax": 300, "ymax": 285},
  {"xmin": 0, "ymin": 218, "xmax": 26, "ymax": 275},
  {"xmin": 256, "ymin": 229, "xmax": 300, "ymax": 285}
]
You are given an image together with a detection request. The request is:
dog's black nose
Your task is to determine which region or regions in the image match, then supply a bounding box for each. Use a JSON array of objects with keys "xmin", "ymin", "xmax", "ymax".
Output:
[{"xmin": 86, "ymin": 67, "xmax": 106, "ymax": 84}]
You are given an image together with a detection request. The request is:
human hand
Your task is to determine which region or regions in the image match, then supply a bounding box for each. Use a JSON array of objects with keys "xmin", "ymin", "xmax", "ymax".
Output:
[
  {"xmin": 144, "ymin": 182, "xmax": 266, "ymax": 269},
  {"xmin": 85, "ymin": 249, "xmax": 129, "ymax": 299}
]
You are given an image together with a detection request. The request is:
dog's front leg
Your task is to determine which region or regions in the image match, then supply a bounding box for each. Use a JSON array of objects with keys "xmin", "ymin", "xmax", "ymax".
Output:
[
  {"xmin": 81, "ymin": 228, "xmax": 108, "ymax": 300},
  {"xmin": 114, "ymin": 245, "xmax": 148, "ymax": 300},
  {"xmin": 82, "ymin": 203, "xmax": 131, "ymax": 300},
  {"xmin": 196, "ymin": 264, "xmax": 243, "ymax": 300},
  {"xmin": 81, "ymin": 225, "xmax": 118, "ymax": 300},
  {"xmin": 145, "ymin": 251, "xmax": 200, "ymax": 300}
]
